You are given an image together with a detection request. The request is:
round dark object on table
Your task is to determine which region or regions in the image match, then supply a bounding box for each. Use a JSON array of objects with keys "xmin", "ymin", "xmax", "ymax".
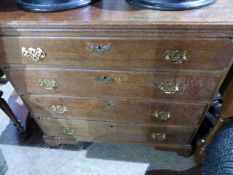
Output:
[
  {"xmin": 15, "ymin": 0, "xmax": 96, "ymax": 12},
  {"xmin": 126, "ymin": 0, "xmax": 216, "ymax": 10}
]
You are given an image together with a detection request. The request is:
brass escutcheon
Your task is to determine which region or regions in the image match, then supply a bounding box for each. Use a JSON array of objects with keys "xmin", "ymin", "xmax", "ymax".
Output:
[
  {"xmin": 103, "ymin": 102, "xmax": 117, "ymax": 109},
  {"xmin": 96, "ymin": 76, "xmax": 114, "ymax": 84},
  {"xmin": 22, "ymin": 47, "xmax": 46, "ymax": 62},
  {"xmin": 164, "ymin": 50, "xmax": 189, "ymax": 64},
  {"xmin": 88, "ymin": 44, "xmax": 111, "ymax": 54}
]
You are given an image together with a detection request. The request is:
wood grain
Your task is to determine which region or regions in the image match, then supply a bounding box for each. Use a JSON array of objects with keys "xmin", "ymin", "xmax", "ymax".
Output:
[
  {"xmin": 36, "ymin": 118, "xmax": 195, "ymax": 145},
  {"xmin": 23, "ymin": 95, "xmax": 206, "ymax": 127},
  {"xmin": 6, "ymin": 68, "xmax": 222, "ymax": 102},
  {"xmin": 1, "ymin": 0, "xmax": 232, "ymax": 155},
  {"xmin": 0, "ymin": 37, "xmax": 232, "ymax": 71},
  {"xmin": 0, "ymin": 0, "xmax": 233, "ymax": 29}
]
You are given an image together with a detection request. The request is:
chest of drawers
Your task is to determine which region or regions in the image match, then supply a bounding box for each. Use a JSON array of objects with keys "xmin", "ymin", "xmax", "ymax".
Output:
[{"xmin": 0, "ymin": 0, "xmax": 233, "ymax": 156}]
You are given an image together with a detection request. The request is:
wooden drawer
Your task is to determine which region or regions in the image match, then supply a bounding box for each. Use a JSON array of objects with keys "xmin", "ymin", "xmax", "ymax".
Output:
[
  {"xmin": 7, "ymin": 68, "xmax": 221, "ymax": 102},
  {"xmin": 0, "ymin": 37, "xmax": 232, "ymax": 71},
  {"xmin": 36, "ymin": 118, "xmax": 195, "ymax": 145},
  {"xmin": 24, "ymin": 95, "xmax": 206, "ymax": 127}
]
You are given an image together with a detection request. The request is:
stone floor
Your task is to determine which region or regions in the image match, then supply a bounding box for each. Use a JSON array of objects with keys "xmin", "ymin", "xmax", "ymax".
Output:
[{"xmin": 0, "ymin": 83, "xmax": 197, "ymax": 175}]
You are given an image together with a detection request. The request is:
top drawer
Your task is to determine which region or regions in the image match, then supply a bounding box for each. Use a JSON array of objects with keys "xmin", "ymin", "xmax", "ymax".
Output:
[{"xmin": 0, "ymin": 37, "xmax": 232, "ymax": 71}]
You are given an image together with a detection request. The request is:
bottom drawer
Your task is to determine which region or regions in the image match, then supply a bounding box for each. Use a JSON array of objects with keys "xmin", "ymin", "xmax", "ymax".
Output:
[{"xmin": 36, "ymin": 118, "xmax": 195, "ymax": 145}]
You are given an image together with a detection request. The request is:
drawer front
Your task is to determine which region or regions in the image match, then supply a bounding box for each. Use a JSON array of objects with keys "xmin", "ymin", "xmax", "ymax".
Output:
[
  {"xmin": 7, "ymin": 68, "xmax": 221, "ymax": 102},
  {"xmin": 36, "ymin": 118, "xmax": 195, "ymax": 145},
  {"xmin": 1, "ymin": 37, "xmax": 232, "ymax": 71},
  {"xmin": 24, "ymin": 95, "xmax": 206, "ymax": 127}
]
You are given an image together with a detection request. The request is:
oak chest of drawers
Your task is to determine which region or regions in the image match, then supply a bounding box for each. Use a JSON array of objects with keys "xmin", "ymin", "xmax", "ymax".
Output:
[{"xmin": 0, "ymin": 0, "xmax": 233, "ymax": 156}]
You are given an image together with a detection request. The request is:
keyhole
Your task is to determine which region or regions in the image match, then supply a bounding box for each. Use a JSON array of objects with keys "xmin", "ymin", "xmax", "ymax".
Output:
[
  {"xmin": 106, "ymin": 103, "xmax": 112, "ymax": 107},
  {"xmin": 97, "ymin": 45, "xmax": 103, "ymax": 52},
  {"xmin": 109, "ymin": 125, "xmax": 116, "ymax": 129}
]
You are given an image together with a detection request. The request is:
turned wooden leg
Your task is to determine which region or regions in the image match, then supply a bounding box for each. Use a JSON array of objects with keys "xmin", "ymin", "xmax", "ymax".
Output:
[
  {"xmin": 0, "ymin": 90, "xmax": 25, "ymax": 134},
  {"xmin": 194, "ymin": 115, "xmax": 226, "ymax": 164},
  {"xmin": 0, "ymin": 73, "xmax": 26, "ymax": 134}
]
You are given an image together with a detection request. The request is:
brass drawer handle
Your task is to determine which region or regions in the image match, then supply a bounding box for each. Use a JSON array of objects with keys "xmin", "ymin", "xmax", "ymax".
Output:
[
  {"xmin": 88, "ymin": 44, "xmax": 111, "ymax": 54},
  {"xmin": 52, "ymin": 105, "xmax": 68, "ymax": 114},
  {"xmin": 151, "ymin": 133, "xmax": 166, "ymax": 141},
  {"xmin": 63, "ymin": 128, "xmax": 75, "ymax": 136},
  {"xmin": 164, "ymin": 50, "xmax": 189, "ymax": 64},
  {"xmin": 153, "ymin": 111, "xmax": 171, "ymax": 121},
  {"xmin": 96, "ymin": 76, "xmax": 114, "ymax": 84},
  {"xmin": 158, "ymin": 82, "xmax": 180, "ymax": 94},
  {"xmin": 39, "ymin": 79, "xmax": 59, "ymax": 90},
  {"xmin": 22, "ymin": 47, "xmax": 46, "ymax": 62}
]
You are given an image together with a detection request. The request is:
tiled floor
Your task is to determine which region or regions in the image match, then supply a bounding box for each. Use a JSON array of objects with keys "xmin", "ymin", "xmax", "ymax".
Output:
[{"xmin": 0, "ymin": 83, "xmax": 197, "ymax": 175}]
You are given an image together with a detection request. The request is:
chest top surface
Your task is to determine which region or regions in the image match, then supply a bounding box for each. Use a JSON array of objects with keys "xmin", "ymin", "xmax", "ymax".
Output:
[{"xmin": 0, "ymin": 0, "xmax": 233, "ymax": 28}]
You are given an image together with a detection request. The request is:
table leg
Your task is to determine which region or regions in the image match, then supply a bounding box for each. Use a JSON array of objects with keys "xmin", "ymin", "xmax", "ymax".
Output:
[
  {"xmin": 194, "ymin": 114, "xmax": 227, "ymax": 164},
  {"xmin": 0, "ymin": 90, "xmax": 25, "ymax": 134}
]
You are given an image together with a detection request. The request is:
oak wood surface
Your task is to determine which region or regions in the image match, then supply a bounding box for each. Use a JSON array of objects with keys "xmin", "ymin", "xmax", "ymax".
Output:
[
  {"xmin": 0, "ymin": 37, "xmax": 232, "ymax": 71},
  {"xmin": 0, "ymin": 0, "xmax": 232, "ymax": 154},
  {"xmin": 23, "ymin": 95, "xmax": 207, "ymax": 126},
  {"xmin": 6, "ymin": 68, "xmax": 222, "ymax": 102},
  {"xmin": 36, "ymin": 118, "xmax": 195, "ymax": 144},
  {"xmin": 0, "ymin": 0, "xmax": 233, "ymax": 29}
]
